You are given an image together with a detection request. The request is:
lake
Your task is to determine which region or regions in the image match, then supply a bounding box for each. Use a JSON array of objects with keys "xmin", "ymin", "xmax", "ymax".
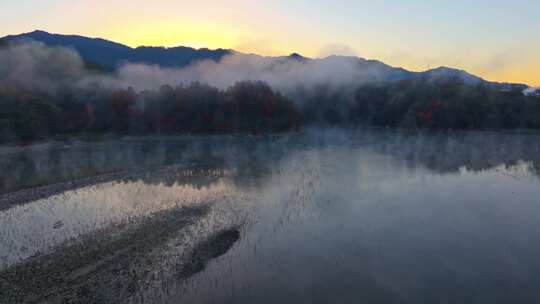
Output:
[{"xmin": 1, "ymin": 129, "xmax": 540, "ymax": 303}]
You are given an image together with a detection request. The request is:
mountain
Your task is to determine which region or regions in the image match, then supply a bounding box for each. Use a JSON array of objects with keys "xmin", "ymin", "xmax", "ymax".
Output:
[
  {"xmin": 422, "ymin": 66, "xmax": 484, "ymax": 84},
  {"xmin": 2, "ymin": 30, "xmax": 231, "ymax": 69},
  {"xmin": 420, "ymin": 66, "xmax": 527, "ymax": 91},
  {"xmin": 1, "ymin": 30, "xmax": 529, "ymax": 90}
]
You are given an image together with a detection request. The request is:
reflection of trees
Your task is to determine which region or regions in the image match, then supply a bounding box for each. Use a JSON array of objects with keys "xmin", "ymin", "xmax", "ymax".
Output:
[
  {"xmin": 119, "ymin": 163, "xmax": 230, "ymax": 190},
  {"xmin": 2, "ymin": 130, "xmax": 540, "ymax": 196},
  {"xmin": 0, "ymin": 137, "xmax": 290, "ymax": 194},
  {"xmin": 0, "ymin": 139, "xmax": 186, "ymax": 194},
  {"xmin": 0, "ymin": 153, "xmax": 37, "ymax": 193},
  {"xmin": 358, "ymin": 130, "xmax": 540, "ymax": 176},
  {"xmin": 119, "ymin": 142, "xmax": 289, "ymax": 190}
]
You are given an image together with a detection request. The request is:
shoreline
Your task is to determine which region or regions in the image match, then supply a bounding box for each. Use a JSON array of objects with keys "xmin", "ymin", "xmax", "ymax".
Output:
[
  {"xmin": 0, "ymin": 163, "xmax": 201, "ymax": 211},
  {"xmin": 2, "ymin": 126, "xmax": 540, "ymax": 149}
]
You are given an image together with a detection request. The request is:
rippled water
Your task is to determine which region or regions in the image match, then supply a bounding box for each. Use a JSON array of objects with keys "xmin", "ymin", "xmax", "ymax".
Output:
[{"xmin": 1, "ymin": 129, "xmax": 540, "ymax": 303}]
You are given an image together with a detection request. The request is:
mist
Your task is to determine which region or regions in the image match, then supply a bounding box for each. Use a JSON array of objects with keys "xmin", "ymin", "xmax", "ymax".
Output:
[
  {"xmin": 0, "ymin": 41, "xmax": 381, "ymax": 97},
  {"xmin": 0, "ymin": 42, "xmax": 87, "ymax": 92},
  {"xmin": 117, "ymin": 53, "xmax": 380, "ymax": 92},
  {"xmin": 1, "ymin": 41, "xmax": 539, "ymax": 143}
]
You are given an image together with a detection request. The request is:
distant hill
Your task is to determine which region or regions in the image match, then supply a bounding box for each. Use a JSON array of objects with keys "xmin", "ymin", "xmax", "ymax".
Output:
[
  {"xmin": 3, "ymin": 30, "xmax": 231, "ymax": 69},
  {"xmin": 2, "ymin": 30, "xmax": 529, "ymax": 90},
  {"xmin": 420, "ymin": 66, "xmax": 527, "ymax": 91}
]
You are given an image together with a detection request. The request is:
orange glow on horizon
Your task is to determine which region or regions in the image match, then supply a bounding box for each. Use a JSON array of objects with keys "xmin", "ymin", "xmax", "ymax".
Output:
[
  {"xmin": 108, "ymin": 28, "xmax": 540, "ymax": 87},
  {"xmin": 1, "ymin": 1, "xmax": 539, "ymax": 86}
]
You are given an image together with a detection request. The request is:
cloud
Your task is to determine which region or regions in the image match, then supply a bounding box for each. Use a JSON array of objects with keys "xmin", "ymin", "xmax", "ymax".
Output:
[
  {"xmin": 0, "ymin": 41, "xmax": 86, "ymax": 92},
  {"xmin": 318, "ymin": 44, "xmax": 358, "ymax": 58},
  {"xmin": 116, "ymin": 53, "xmax": 369, "ymax": 90},
  {"xmin": 0, "ymin": 41, "xmax": 387, "ymax": 102}
]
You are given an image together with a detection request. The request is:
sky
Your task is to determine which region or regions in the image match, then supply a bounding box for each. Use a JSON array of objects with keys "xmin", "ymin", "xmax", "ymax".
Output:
[{"xmin": 1, "ymin": 0, "xmax": 539, "ymax": 86}]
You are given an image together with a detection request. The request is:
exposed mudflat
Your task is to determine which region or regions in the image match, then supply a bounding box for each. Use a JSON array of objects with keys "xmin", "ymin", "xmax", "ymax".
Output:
[{"xmin": 0, "ymin": 204, "xmax": 240, "ymax": 303}]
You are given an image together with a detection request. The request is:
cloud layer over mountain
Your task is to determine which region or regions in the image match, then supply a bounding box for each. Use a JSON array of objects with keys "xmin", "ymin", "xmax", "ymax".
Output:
[
  {"xmin": 0, "ymin": 41, "xmax": 406, "ymax": 96},
  {"xmin": 0, "ymin": 31, "xmax": 529, "ymax": 98}
]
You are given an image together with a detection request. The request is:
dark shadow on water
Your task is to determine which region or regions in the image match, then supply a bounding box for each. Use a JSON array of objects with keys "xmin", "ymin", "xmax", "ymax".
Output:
[{"xmin": 179, "ymin": 228, "xmax": 241, "ymax": 279}]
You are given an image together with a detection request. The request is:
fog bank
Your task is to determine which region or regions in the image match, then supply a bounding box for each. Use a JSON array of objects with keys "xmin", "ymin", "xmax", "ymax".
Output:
[{"xmin": 0, "ymin": 42, "xmax": 384, "ymax": 96}]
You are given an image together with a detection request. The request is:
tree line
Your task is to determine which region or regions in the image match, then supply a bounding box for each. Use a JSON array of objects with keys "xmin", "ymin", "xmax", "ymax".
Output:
[
  {"xmin": 1, "ymin": 37, "xmax": 539, "ymax": 143},
  {"xmin": 299, "ymin": 78, "xmax": 540, "ymax": 130},
  {"xmin": 0, "ymin": 81, "xmax": 300, "ymax": 142}
]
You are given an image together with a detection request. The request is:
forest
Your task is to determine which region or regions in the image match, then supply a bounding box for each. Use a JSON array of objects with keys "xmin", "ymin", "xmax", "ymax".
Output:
[
  {"xmin": 1, "ymin": 39, "xmax": 540, "ymax": 143},
  {"xmin": 0, "ymin": 80, "xmax": 299, "ymax": 142},
  {"xmin": 303, "ymin": 78, "xmax": 540, "ymax": 130}
]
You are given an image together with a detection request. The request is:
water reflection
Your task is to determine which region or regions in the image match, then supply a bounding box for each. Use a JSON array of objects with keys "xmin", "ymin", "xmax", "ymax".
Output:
[
  {"xmin": 1, "ymin": 129, "xmax": 540, "ymax": 303},
  {"xmin": 2, "ymin": 130, "xmax": 540, "ymax": 196}
]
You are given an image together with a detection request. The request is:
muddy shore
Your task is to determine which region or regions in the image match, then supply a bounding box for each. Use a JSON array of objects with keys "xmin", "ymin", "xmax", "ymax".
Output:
[{"xmin": 0, "ymin": 203, "xmax": 240, "ymax": 303}]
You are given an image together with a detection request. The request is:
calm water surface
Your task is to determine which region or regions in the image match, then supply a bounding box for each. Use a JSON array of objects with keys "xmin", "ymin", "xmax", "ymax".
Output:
[{"xmin": 1, "ymin": 129, "xmax": 540, "ymax": 303}]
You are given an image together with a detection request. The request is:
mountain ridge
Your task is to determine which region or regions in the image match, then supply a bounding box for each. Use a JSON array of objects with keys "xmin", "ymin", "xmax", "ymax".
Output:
[
  {"xmin": 2, "ymin": 30, "xmax": 232, "ymax": 69},
  {"xmin": 1, "ymin": 30, "xmax": 529, "ymax": 90}
]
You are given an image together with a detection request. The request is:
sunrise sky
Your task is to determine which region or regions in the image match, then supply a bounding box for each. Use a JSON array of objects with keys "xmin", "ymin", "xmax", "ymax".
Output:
[{"xmin": 1, "ymin": 0, "xmax": 539, "ymax": 86}]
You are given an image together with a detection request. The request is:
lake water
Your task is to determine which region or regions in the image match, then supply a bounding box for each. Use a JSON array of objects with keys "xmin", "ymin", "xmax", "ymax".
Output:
[{"xmin": 1, "ymin": 129, "xmax": 540, "ymax": 303}]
